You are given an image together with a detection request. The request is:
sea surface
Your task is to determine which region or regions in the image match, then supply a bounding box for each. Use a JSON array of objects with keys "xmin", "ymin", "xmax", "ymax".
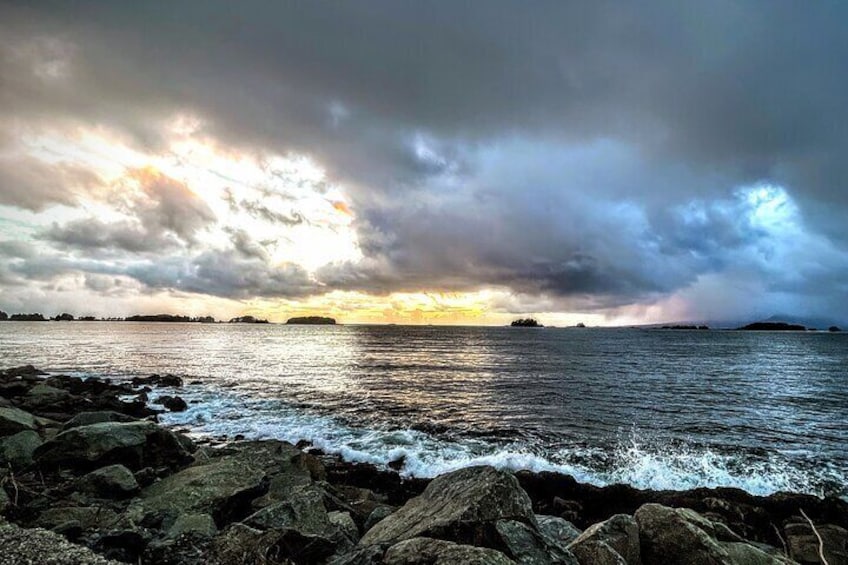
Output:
[{"xmin": 1, "ymin": 322, "xmax": 846, "ymax": 498}]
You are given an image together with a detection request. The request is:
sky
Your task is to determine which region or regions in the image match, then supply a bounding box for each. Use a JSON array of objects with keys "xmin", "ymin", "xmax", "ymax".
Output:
[{"xmin": 0, "ymin": 1, "xmax": 847, "ymax": 325}]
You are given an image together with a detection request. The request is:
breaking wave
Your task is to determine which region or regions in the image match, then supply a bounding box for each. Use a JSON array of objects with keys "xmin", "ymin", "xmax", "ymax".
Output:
[{"xmin": 158, "ymin": 384, "xmax": 845, "ymax": 499}]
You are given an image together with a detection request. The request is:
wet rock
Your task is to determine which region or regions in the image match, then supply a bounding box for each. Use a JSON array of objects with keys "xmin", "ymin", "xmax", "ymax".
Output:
[
  {"xmin": 130, "ymin": 449, "xmax": 270, "ymax": 528},
  {"xmin": 0, "ymin": 430, "xmax": 42, "ymax": 469},
  {"xmin": 359, "ymin": 465, "xmax": 536, "ymax": 548},
  {"xmin": 495, "ymin": 518, "xmax": 578, "ymax": 564},
  {"xmin": 634, "ymin": 503, "xmax": 729, "ymax": 564},
  {"xmin": 634, "ymin": 503, "xmax": 783, "ymax": 565},
  {"xmin": 325, "ymin": 483, "xmax": 389, "ymax": 528},
  {"xmin": 0, "ymin": 407, "xmax": 37, "ymax": 437},
  {"xmin": 364, "ymin": 506, "xmax": 395, "ymax": 533},
  {"xmin": 537, "ymin": 515, "xmax": 582, "ymax": 546},
  {"xmin": 244, "ymin": 486, "xmax": 328, "ymax": 532},
  {"xmin": 167, "ymin": 513, "xmax": 218, "ymax": 539},
  {"xmin": 132, "ymin": 374, "xmax": 183, "ymax": 388},
  {"xmin": 567, "ymin": 514, "xmax": 640, "ymax": 565},
  {"xmin": 383, "ymin": 537, "xmax": 516, "ymax": 564},
  {"xmin": 34, "ymin": 421, "xmax": 194, "ymax": 471},
  {"xmin": 60, "ymin": 411, "xmax": 139, "ymax": 432},
  {"xmin": 330, "ymin": 511, "xmax": 360, "ymax": 543},
  {"xmin": 0, "ymin": 365, "xmax": 46, "ymax": 379},
  {"xmin": 0, "ymin": 522, "xmax": 121, "ymax": 565},
  {"xmin": 785, "ymin": 521, "xmax": 848, "ymax": 565},
  {"xmin": 77, "ymin": 464, "xmax": 140, "ymax": 499},
  {"xmin": 157, "ymin": 395, "xmax": 188, "ymax": 412}
]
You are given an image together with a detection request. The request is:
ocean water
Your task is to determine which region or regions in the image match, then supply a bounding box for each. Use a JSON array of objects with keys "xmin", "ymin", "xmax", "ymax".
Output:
[{"xmin": 1, "ymin": 322, "xmax": 846, "ymax": 498}]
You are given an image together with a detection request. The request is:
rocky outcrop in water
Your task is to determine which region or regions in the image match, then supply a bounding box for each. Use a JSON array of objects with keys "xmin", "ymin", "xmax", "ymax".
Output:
[{"xmin": 1, "ymin": 364, "xmax": 847, "ymax": 564}]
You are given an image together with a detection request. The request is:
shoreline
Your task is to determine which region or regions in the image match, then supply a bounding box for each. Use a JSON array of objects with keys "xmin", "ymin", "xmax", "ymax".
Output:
[{"xmin": 0, "ymin": 365, "xmax": 845, "ymax": 564}]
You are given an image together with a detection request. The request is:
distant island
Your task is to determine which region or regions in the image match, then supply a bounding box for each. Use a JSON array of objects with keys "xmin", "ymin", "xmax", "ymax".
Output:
[
  {"xmin": 286, "ymin": 316, "xmax": 336, "ymax": 325},
  {"xmin": 229, "ymin": 316, "xmax": 270, "ymax": 324},
  {"xmin": 660, "ymin": 325, "xmax": 710, "ymax": 330},
  {"xmin": 737, "ymin": 322, "xmax": 807, "ymax": 331},
  {"xmin": 126, "ymin": 314, "xmax": 216, "ymax": 323},
  {"xmin": 0, "ymin": 311, "xmax": 270, "ymax": 324},
  {"xmin": 511, "ymin": 318, "xmax": 542, "ymax": 327}
]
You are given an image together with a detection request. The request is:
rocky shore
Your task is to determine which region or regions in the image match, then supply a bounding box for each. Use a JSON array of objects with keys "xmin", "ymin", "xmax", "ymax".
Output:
[{"xmin": 0, "ymin": 365, "xmax": 845, "ymax": 564}]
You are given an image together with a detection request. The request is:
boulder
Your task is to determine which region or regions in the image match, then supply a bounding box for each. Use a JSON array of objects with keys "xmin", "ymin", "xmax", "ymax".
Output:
[
  {"xmin": 34, "ymin": 421, "xmax": 194, "ymax": 471},
  {"xmin": 242, "ymin": 486, "xmax": 355, "ymax": 558},
  {"xmin": 785, "ymin": 521, "xmax": 848, "ymax": 565},
  {"xmin": 0, "ymin": 522, "xmax": 121, "ymax": 565},
  {"xmin": 78, "ymin": 464, "xmax": 140, "ymax": 498},
  {"xmin": 167, "ymin": 512, "xmax": 218, "ymax": 539},
  {"xmin": 35, "ymin": 506, "xmax": 120, "ymax": 531},
  {"xmin": 634, "ymin": 503, "xmax": 785, "ymax": 565},
  {"xmin": 327, "ymin": 483, "xmax": 389, "ymax": 526},
  {"xmin": 130, "ymin": 453, "xmax": 269, "ymax": 528},
  {"xmin": 364, "ymin": 506, "xmax": 395, "ymax": 532},
  {"xmin": 0, "ymin": 430, "xmax": 42, "ymax": 469},
  {"xmin": 359, "ymin": 466, "xmax": 536, "ymax": 549},
  {"xmin": 212, "ymin": 521, "xmax": 341, "ymax": 564},
  {"xmin": 538, "ymin": 515, "xmax": 582, "ymax": 546},
  {"xmin": 60, "ymin": 411, "xmax": 139, "ymax": 431},
  {"xmin": 131, "ymin": 374, "xmax": 183, "ymax": 388},
  {"xmin": 330, "ymin": 511, "xmax": 360, "ymax": 543},
  {"xmin": 495, "ymin": 518, "xmax": 578, "ymax": 564},
  {"xmin": 568, "ymin": 514, "xmax": 640, "ymax": 565},
  {"xmin": 0, "ymin": 406, "xmax": 37, "ymax": 437},
  {"xmin": 383, "ymin": 537, "xmax": 516, "ymax": 564},
  {"xmin": 157, "ymin": 395, "xmax": 188, "ymax": 412},
  {"xmin": 244, "ymin": 486, "xmax": 329, "ymax": 532}
]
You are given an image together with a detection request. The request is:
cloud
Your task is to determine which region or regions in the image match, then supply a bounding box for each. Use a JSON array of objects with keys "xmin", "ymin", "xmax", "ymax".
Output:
[
  {"xmin": 0, "ymin": 154, "xmax": 103, "ymax": 211},
  {"xmin": 2, "ymin": 2, "xmax": 848, "ymax": 321}
]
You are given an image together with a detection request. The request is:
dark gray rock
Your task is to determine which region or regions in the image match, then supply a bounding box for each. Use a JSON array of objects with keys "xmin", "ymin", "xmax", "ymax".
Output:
[
  {"xmin": 537, "ymin": 515, "xmax": 582, "ymax": 547},
  {"xmin": 634, "ymin": 503, "xmax": 789, "ymax": 565},
  {"xmin": 60, "ymin": 411, "xmax": 139, "ymax": 432},
  {"xmin": 495, "ymin": 519, "xmax": 578, "ymax": 564},
  {"xmin": 34, "ymin": 421, "xmax": 193, "ymax": 471},
  {"xmin": 383, "ymin": 537, "xmax": 516, "ymax": 564},
  {"xmin": 364, "ymin": 505, "xmax": 395, "ymax": 533},
  {"xmin": 167, "ymin": 513, "xmax": 218, "ymax": 539},
  {"xmin": 78, "ymin": 464, "xmax": 140, "ymax": 498},
  {"xmin": 0, "ymin": 407, "xmax": 37, "ymax": 437},
  {"xmin": 360, "ymin": 466, "xmax": 536, "ymax": 548},
  {"xmin": 0, "ymin": 430, "xmax": 42, "ymax": 469},
  {"xmin": 567, "ymin": 513, "xmax": 640, "ymax": 565},
  {"xmin": 784, "ymin": 521, "xmax": 848, "ymax": 565}
]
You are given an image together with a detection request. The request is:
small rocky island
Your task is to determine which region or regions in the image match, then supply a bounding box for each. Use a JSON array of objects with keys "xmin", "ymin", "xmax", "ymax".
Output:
[
  {"xmin": 737, "ymin": 322, "xmax": 808, "ymax": 331},
  {"xmin": 0, "ymin": 364, "xmax": 846, "ymax": 564},
  {"xmin": 511, "ymin": 318, "xmax": 543, "ymax": 327},
  {"xmin": 286, "ymin": 316, "xmax": 336, "ymax": 325}
]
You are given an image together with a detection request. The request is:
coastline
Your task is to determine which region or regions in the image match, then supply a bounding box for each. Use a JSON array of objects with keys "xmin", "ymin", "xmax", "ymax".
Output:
[{"xmin": 0, "ymin": 365, "xmax": 845, "ymax": 564}]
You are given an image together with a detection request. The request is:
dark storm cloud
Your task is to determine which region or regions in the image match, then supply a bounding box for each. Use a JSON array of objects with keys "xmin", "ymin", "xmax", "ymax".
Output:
[
  {"xmin": 1, "ymin": 1, "xmax": 848, "ymax": 316},
  {"xmin": 126, "ymin": 250, "xmax": 316, "ymax": 299},
  {"xmin": 42, "ymin": 218, "xmax": 176, "ymax": 253}
]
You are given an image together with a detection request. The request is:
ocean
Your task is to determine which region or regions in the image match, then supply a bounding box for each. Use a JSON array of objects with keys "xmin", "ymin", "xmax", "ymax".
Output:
[{"xmin": 1, "ymin": 322, "xmax": 845, "ymax": 498}]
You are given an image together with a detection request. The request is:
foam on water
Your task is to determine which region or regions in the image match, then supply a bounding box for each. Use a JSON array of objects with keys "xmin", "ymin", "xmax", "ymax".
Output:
[{"xmin": 159, "ymin": 384, "xmax": 844, "ymax": 498}]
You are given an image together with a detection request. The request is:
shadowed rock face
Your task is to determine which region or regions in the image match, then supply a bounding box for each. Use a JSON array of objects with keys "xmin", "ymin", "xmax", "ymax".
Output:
[
  {"xmin": 383, "ymin": 537, "xmax": 516, "ymax": 564},
  {"xmin": 33, "ymin": 421, "xmax": 193, "ymax": 471},
  {"xmin": 360, "ymin": 466, "xmax": 536, "ymax": 548}
]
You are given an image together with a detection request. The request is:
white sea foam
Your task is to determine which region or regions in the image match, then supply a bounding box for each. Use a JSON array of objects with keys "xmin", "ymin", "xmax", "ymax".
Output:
[{"xmin": 159, "ymin": 385, "xmax": 844, "ymax": 498}]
